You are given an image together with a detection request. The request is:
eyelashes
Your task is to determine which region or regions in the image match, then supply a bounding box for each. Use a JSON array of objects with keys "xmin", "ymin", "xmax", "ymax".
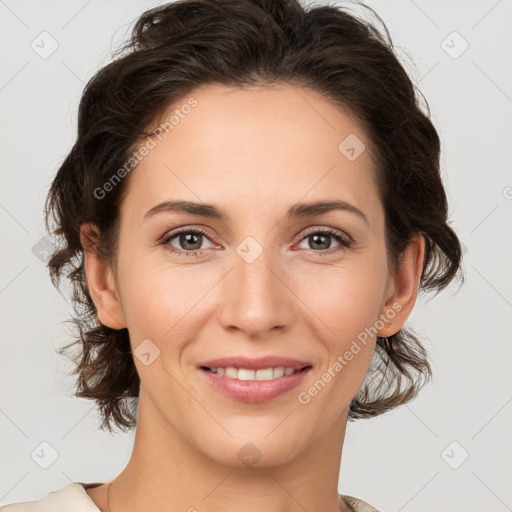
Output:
[
  {"xmin": 160, "ymin": 226, "xmax": 354, "ymax": 258},
  {"xmin": 161, "ymin": 227, "xmax": 217, "ymax": 258}
]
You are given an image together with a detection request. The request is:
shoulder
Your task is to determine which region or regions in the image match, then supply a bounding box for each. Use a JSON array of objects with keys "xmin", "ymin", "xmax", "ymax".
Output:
[
  {"xmin": 340, "ymin": 493, "xmax": 382, "ymax": 512},
  {"xmin": 2, "ymin": 485, "xmax": 379, "ymax": 512},
  {"xmin": 1, "ymin": 482, "xmax": 101, "ymax": 512}
]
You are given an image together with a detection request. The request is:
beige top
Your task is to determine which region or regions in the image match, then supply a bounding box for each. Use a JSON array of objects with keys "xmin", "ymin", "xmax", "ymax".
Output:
[{"xmin": 0, "ymin": 482, "xmax": 381, "ymax": 512}]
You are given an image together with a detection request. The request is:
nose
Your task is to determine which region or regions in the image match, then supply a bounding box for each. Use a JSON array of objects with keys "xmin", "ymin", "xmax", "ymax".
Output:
[{"xmin": 216, "ymin": 243, "xmax": 296, "ymax": 338}]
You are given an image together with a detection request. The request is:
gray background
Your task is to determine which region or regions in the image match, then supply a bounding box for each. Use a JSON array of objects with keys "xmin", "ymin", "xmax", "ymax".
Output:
[{"xmin": 1, "ymin": 0, "xmax": 511, "ymax": 511}]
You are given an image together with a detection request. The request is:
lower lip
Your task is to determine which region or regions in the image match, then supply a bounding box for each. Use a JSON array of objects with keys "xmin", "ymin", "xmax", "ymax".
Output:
[{"xmin": 199, "ymin": 367, "xmax": 312, "ymax": 402}]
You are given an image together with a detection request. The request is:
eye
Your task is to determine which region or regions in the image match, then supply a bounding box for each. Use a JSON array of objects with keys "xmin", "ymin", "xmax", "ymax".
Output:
[
  {"xmin": 161, "ymin": 227, "xmax": 217, "ymax": 257},
  {"xmin": 160, "ymin": 226, "xmax": 353, "ymax": 257},
  {"xmin": 295, "ymin": 227, "xmax": 353, "ymax": 255}
]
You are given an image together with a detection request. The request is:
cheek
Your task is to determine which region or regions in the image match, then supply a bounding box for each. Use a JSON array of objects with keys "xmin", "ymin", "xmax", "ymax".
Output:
[
  {"xmin": 294, "ymin": 257, "xmax": 387, "ymax": 391},
  {"xmin": 296, "ymin": 258, "xmax": 388, "ymax": 342},
  {"xmin": 295, "ymin": 275, "xmax": 381, "ymax": 422},
  {"xmin": 116, "ymin": 249, "xmax": 213, "ymax": 346},
  {"xmin": 114, "ymin": 244, "xmax": 170, "ymax": 340},
  {"xmin": 120, "ymin": 279, "xmax": 180, "ymax": 346}
]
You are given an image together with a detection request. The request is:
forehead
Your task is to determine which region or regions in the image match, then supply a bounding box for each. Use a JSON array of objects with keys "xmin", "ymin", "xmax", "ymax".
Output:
[{"xmin": 121, "ymin": 83, "xmax": 382, "ymax": 228}]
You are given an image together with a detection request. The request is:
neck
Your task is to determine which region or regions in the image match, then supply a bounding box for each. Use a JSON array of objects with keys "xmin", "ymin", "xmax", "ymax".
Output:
[{"xmin": 108, "ymin": 390, "xmax": 350, "ymax": 512}]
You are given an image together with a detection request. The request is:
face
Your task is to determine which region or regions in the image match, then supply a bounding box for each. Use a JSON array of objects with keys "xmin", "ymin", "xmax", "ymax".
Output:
[{"xmin": 84, "ymin": 83, "xmax": 419, "ymax": 468}]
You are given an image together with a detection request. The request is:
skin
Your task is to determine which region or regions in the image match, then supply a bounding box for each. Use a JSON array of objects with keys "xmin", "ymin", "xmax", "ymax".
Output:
[{"xmin": 80, "ymin": 83, "xmax": 425, "ymax": 512}]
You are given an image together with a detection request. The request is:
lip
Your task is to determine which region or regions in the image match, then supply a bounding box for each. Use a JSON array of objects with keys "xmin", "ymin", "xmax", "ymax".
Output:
[
  {"xmin": 200, "ymin": 366, "xmax": 312, "ymax": 402},
  {"xmin": 199, "ymin": 355, "xmax": 311, "ymax": 371}
]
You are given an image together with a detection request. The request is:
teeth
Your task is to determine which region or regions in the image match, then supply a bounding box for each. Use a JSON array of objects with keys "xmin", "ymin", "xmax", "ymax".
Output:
[{"xmin": 209, "ymin": 366, "xmax": 299, "ymax": 380}]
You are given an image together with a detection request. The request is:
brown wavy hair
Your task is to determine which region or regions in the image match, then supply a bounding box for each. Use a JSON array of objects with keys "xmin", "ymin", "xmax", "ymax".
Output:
[{"xmin": 44, "ymin": 0, "xmax": 464, "ymax": 433}]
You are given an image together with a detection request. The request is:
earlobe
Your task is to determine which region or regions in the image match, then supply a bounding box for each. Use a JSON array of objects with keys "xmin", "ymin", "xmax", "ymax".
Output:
[
  {"xmin": 377, "ymin": 233, "xmax": 425, "ymax": 338},
  {"xmin": 80, "ymin": 223, "xmax": 127, "ymax": 330}
]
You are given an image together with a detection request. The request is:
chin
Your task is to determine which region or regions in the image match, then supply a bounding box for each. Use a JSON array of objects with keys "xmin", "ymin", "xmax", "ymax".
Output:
[{"xmin": 196, "ymin": 431, "xmax": 308, "ymax": 469}]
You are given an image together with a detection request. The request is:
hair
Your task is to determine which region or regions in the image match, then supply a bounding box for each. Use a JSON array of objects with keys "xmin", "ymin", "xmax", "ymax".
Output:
[{"xmin": 44, "ymin": 0, "xmax": 464, "ymax": 433}]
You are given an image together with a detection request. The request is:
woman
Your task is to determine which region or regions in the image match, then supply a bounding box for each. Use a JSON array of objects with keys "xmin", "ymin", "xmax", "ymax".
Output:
[{"xmin": 2, "ymin": 0, "xmax": 463, "ymax": 511}]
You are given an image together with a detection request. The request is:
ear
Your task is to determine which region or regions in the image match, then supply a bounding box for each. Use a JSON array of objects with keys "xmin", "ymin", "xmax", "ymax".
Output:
[
  {"xmin": 377, "ymin": 232, "xmax": 425, "ymax": 337},
  {"xmin": 80, "ymin": 222, "xmax": 127, "ymax": 330}
]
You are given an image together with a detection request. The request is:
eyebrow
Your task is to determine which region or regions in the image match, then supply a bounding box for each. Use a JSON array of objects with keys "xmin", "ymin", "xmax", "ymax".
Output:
[{"xmin": 143, "ymin": 199, "xmax": 369, "ymax": 225}]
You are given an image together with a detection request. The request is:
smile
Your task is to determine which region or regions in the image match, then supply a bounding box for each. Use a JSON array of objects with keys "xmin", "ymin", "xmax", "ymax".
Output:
[
  {"xmin": 203, "ymin": 366, "xmax": 307, "ymax": 380},
  {"xmin": 199, "ymin": 366, "xmax": 312, "ymax": 402}
]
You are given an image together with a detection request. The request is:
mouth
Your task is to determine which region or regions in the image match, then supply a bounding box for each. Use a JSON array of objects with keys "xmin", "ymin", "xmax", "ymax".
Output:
[
  {"xmin": 199, "ymin": 365, "xmax": 312, "ymax": 381},
  {"xmin": 198, "ymin": 358, "xmax": 313, "ymax": 402}
]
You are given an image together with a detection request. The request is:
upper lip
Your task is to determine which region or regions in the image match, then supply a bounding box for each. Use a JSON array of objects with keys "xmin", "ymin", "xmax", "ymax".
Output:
[{"xmin": 199, "ymin": 355, "xmax": 312, "ymax": 371}]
